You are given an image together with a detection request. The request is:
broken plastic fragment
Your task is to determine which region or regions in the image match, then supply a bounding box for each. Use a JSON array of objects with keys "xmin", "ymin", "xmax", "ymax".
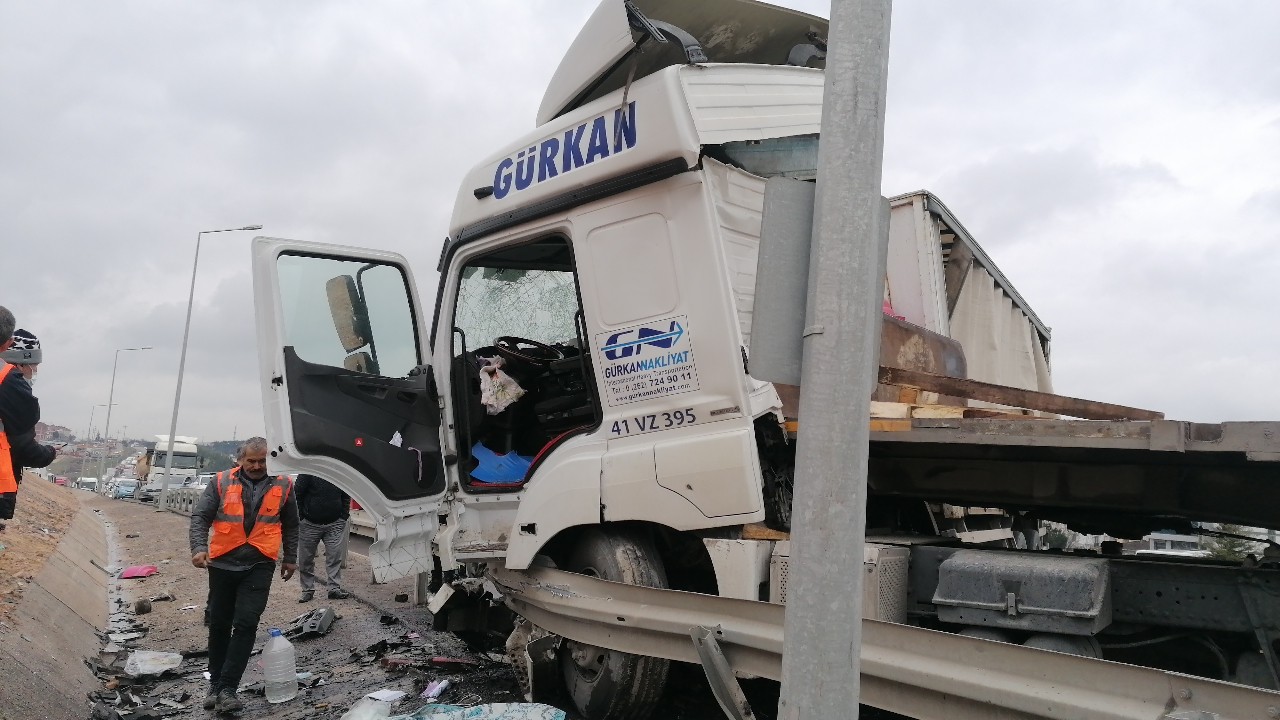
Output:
[
  {"xmin": 123, "ymin": 650, "xmax": 183, "ymax": 677},
  {"xmin": 119, "ymin": 565, "xmax": 159, "ymax": 579},
  {"xmin": 386, "ymin": 703, "xmax": 566, "ymax": 720},
  {"xmin": 340, "ymin": 697, "xmax": 393, "ymax": 720}
]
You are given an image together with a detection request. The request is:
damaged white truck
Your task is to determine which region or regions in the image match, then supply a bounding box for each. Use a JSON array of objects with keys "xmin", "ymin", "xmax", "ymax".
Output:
[{"xmin": 251, "ymin": 1, "xmax": 1280, "ymax": 718}]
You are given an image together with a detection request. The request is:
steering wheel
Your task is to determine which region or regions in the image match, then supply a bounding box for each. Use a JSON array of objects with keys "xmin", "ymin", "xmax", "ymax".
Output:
[{"xmin": 493, "ymin": 336, "xmax": 565, "ymax": 367}]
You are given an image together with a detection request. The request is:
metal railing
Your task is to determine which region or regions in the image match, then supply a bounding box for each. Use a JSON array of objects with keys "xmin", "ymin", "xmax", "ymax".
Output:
[{"xmin": 492, "ymin": 566, "xmax": 1280, "ymax": 720}]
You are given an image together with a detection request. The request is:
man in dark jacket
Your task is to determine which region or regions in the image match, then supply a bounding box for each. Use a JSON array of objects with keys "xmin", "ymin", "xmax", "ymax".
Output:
[
  {"xmin": 1, "ymin": 329, "xmax": 58, "ymax": 477},
  {"xmin": 294, "ymin": 473, "xmax": 351, "ymax": 602}
]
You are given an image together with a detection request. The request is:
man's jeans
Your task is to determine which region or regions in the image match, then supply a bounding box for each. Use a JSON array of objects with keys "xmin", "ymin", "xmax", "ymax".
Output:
[
  {"xmin": 298, "ymin": 518, "xmax": 348, "ymax": 592},
  {"xmin": 207, "ymin": 563, "xmax": 274, "ymax": 692}
]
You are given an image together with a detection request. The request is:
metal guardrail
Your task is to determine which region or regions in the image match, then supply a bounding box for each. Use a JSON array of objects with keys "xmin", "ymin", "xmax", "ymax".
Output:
[{"xmin": 491, "ymin": 565, "xmax": 1280, "ymax": 720}]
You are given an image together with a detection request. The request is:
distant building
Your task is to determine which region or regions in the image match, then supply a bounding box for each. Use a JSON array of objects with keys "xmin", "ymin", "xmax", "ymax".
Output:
[{"xmin": 35, "ymin": 422, "xmax": 73, "ymax": 442}]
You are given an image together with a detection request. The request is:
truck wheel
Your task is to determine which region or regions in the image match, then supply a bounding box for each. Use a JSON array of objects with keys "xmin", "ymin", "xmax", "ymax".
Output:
[{"xmin": 560, "ymin": 527, "xmax": 669, "ymax": 720}]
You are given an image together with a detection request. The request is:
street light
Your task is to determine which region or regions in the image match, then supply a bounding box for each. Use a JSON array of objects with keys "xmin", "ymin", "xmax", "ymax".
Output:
[
  {"xmin": 81, "ymin": 403, "xmax": 114, "ymax": 478},
  {"xmin": 97, "ymin": 346, "xmax": 153, "ymax": 481},
  {"xmin": 158, "ymin": 225, "xmax": 263, "ymax": 511}
]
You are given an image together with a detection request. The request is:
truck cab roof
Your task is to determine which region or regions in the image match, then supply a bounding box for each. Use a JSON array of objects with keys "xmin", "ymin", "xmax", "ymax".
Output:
[{"xmin": 537, "ymin": 0, "xmax": 828, "ymax": 125}]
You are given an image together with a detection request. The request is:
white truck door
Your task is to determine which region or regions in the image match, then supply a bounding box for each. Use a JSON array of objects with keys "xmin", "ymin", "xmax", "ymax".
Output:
[{"xmin": 251, "ymin": 237, "xmax": 446, "ymax": 582}]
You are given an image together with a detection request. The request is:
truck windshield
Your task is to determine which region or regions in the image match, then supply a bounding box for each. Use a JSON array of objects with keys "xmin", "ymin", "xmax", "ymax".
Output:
[
  {"xmin": 153, "ymin": 452, "xmax": 198, "ymax": 470},
  {"xmin": 707, "ymin": 134, "xmax": 819, "ymax": 180},
  {"xmin": 454, "ymin": 266, "xmax": 580, "ymax": 347}
]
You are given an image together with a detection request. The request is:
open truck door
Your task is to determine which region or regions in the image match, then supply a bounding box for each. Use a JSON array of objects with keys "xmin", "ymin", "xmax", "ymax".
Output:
[{"xmin": 252, "ymin": 237, "xmax": 446, "ymax": 582}]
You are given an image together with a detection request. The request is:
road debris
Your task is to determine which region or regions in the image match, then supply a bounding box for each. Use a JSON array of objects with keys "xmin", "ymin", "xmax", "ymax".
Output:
[
  {"xmin": 124, "ymin": 650, "xmax": 184, "ymax": 677},
  {"xmin": 104, "ymin": 628, "xmax": 148, "ymax": 644},
  {"xmin": 120, "ymin": 564, "xmax": 159, "ymax": 579},
  {"xmin": 284, "ymin": 606, "xmax": 338, "ymax": 638},
  {"xmin": 135, "ymin": 598, "xmax": 152, "ymax": 615},
  {"xmin": 341, "ymin": 697, "xmax": 394, "ymax": 719},
  {"xmin": 387, "ymin": 702, "xmax": 566, "ymax": 720},
  {"xmin": 421, "ymin": 679, "xmax": 450, "ymax": 700},
  {"xmin": 428, "ymin": 657, "xmax": 481, "ymax": 672}
]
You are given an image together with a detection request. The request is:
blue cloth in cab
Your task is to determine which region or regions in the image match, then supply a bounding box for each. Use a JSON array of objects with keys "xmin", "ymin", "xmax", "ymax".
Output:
[{"xmin": 469, "ymin": 443, "xmax": 533, "ymax": 484}]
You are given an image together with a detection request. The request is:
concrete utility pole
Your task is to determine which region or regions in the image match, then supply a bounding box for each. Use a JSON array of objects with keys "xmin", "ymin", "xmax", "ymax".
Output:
[{"xmin": 776, "ymin": 1, "xmax": 893, "ymax": 719}]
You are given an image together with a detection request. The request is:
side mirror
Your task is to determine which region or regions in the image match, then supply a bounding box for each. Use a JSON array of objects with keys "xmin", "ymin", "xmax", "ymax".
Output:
[{"xmin": 325, "ymin": 275, "xmax": 373, "ymax": 353}]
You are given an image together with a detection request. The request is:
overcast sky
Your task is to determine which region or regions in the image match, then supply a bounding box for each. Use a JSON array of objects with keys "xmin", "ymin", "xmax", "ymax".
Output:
[{"xmin": 2, "ymin": 1, "xmax": 1277, "ymax": 444}]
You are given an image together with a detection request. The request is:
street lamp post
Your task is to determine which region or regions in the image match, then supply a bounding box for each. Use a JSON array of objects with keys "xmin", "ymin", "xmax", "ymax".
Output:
[
  {"xmin": 158, "ymin": 225, "xmax": 263, "ymax": 512},
  {"xmin": 81, "ymin": 403, "xmax": 113, "ymax": 479},
  {"xmin": 98, "ymin": 346, "xmax": 152, "ymax": 481}
]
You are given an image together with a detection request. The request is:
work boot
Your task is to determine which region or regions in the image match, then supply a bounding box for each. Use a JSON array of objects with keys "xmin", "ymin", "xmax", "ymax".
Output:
[
  {"xmin": 215, "ymin": 688, "xmax": 243, "ymax": 713},
  {"xmin": 327, "ymin": 588, "xmax": 352, "ymax": 600},
  {"xmin": 298, "ymin": 589, "xmax": 314, "ymax": 603},
  {"xmin": 203, "ymin": 686, "xmax": 219, "ymax": 710}
]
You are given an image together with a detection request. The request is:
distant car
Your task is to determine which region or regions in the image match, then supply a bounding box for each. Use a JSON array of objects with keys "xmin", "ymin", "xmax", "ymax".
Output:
[
  {"xmin": 53, "ymin": 476, "xmax": 68, "ymax": 486},
  {"xmin": 137, "ymin": 478, "xmax": 186, "ymax": 503},
  {"xmin": 112, "ymin": 479, "xmax": 139, "ymax": 499}
]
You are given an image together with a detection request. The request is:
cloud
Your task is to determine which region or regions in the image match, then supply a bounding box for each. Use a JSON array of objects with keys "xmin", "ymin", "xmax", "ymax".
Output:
[
  {"xmin": 2, "ymin": 0, "xmax": 1277, "ymax": 442},
  {"xmin": 927, "ymin": 145, "xmax": 1177, "ymax": 248}
]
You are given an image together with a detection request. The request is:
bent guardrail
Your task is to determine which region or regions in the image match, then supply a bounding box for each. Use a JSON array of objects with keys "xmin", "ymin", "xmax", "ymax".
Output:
[{"xmin": 491, "ymin": 565, "xmax": 1280, "ymax": 720}]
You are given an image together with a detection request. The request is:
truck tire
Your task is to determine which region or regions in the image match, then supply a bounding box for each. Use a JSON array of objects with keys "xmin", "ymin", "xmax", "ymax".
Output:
[{"xmin": 560, "ymin": 527, "xmax": 669, "ymax": 720}]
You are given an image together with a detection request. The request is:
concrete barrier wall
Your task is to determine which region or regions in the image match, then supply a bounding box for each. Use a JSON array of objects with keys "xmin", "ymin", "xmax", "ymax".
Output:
[
  {"xmin": 161, "ymin": 487, "xmax": 201, "ymax": 516},
  {"xmin": 0, "ymin": 504, "xmax": 109, "ymax": 718}
]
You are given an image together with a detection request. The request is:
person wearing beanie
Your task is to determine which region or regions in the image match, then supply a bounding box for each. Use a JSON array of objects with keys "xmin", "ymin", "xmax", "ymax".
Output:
[
  {"xmin": 0, "ymin": 321, "xmax": 58, "ymax": 529},
  {"xmin": 2, "ymin": 329, "xmax": 43, "ymax": 385}
]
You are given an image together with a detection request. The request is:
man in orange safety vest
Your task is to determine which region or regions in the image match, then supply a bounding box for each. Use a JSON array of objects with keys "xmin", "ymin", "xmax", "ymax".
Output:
[{"xmin": 190, "ymin": 436, "xmax": 298, "ymax": 713}]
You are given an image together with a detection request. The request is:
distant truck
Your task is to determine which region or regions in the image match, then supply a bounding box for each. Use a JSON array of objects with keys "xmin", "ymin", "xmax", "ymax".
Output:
[{"xmin": 135, "ymin": 435, "xmax": 202, "ymax": 501}]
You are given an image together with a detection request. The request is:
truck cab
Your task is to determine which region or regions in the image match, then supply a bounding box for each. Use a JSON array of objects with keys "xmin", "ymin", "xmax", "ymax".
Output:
[{"xmin": 251, "ymin": 0, "xmax": 846, "ymax": 582}]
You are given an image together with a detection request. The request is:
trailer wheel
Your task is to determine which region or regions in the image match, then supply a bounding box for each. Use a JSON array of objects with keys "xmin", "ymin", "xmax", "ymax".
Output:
[{"xmin": 559, "ymin": 527, "xmax": 670, "ymax": 720}]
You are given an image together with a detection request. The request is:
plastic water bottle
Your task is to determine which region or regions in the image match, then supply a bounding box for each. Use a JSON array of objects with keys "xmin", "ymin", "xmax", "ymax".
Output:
[{"xmin": 262, "ymin": 628, "xmax": 298, "ymax": 703}]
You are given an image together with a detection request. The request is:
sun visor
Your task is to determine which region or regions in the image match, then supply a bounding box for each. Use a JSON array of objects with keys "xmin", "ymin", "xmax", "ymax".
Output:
[
  {"xmin": 537, "ymin": 0, "xmax": 635, "ymax": 127},
  {"xmin": 537, "ymin": 0, "xmax": 829, "ymax": 126}
]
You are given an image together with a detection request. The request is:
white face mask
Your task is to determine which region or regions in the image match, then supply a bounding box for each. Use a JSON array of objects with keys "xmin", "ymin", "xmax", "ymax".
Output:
[{"xmin": 19, "ymin": 367, "xmax": 36, "ymax": 387}]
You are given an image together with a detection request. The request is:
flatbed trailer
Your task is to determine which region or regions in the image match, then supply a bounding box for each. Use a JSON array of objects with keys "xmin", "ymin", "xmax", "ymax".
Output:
[{"xmin": 866, "ymin": 417, "xmax": 1280, "ymax": 537}]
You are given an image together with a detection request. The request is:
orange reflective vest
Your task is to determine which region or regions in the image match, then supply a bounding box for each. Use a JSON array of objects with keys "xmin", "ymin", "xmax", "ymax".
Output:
[
  {"xmin": 0, "ymin": 364, "xmax": 18, "ymax": 494},
  {"xmin": 208, "ymin": 468, "xmax": 292, "ymax": 560}
]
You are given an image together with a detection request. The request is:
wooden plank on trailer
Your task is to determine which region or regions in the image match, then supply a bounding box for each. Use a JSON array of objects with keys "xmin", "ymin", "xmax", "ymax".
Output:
[
  {"xmin": 878, "ymin": 366, "xmax": 1164, "ymax": 421},
  {"xmin": 870, "ymin": 419, "xmax": 913, "ymax": 432},
  {"xmin": 870, "ymin": 401, "xmax": 912, "ymax": 418}
]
